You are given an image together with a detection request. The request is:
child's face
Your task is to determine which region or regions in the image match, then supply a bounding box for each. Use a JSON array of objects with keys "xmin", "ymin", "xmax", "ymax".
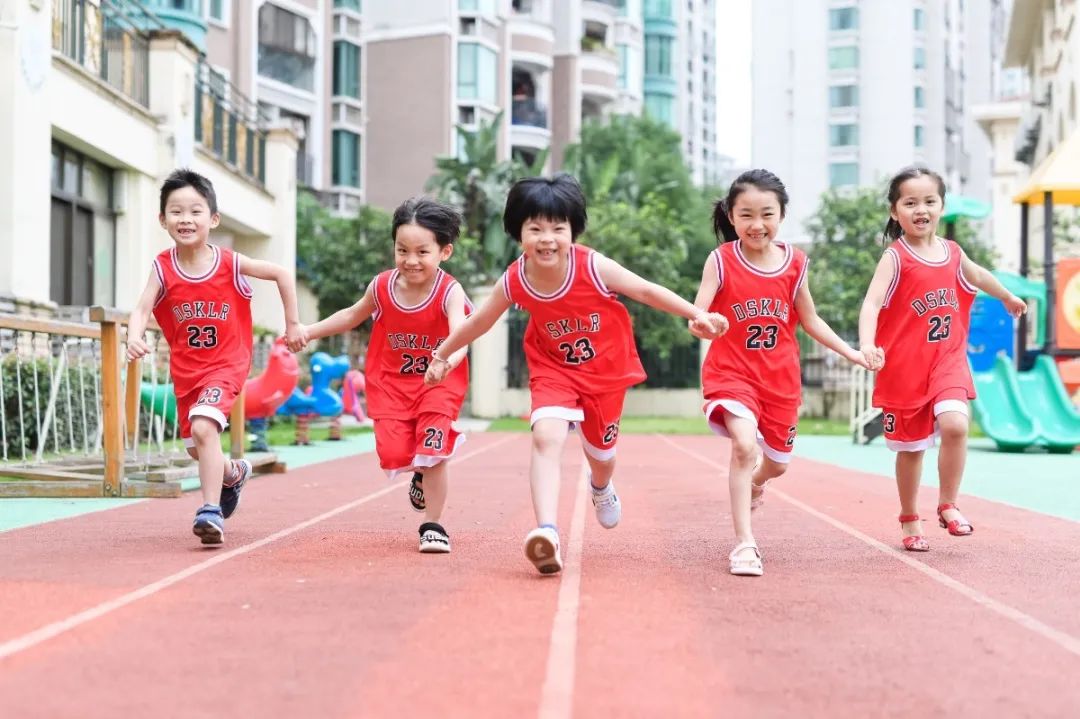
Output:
[
  {"xmin": 394, "ymin": 223, "xmax": 452, "ymax": 284},
  {"xmin": 728, "ymin": 187, "xmax": 783, "ymax": 251},
  {"xmin": 890, "ymin": 175, "xmax": 943, "ymax": 241},
  {"xmin": 159, "ymin": 186, "xmax": 219, "ymax": 248},
  {"xmin": 519, "ymin": 216, "xmax": 573, "ymax": 268}
]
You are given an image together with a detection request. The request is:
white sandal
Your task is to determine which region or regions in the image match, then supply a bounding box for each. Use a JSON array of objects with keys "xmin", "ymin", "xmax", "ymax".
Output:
[{"xmin": 729, "ymin": 541, "xmax": 763, "ymax": 576}]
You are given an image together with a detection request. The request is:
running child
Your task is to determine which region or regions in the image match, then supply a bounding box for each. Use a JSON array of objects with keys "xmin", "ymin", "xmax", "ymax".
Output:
[
  {"xmin": 424, "ymin": 173, "xmax": 727, "ymax": 575},
  {"xmin": 695, "ymin": 169, "xmax": 875, "ymax": 577},
  {"xmin": 858, "ymin": 165, "xmax": 1026, "ymax": 551},
  {"xmin": 127, "ymin": 169, "xmax": 306, "ymax": 545},
  {"xmin": 299, "ymin": 197, "xmax": 471, "ymax": 554}
]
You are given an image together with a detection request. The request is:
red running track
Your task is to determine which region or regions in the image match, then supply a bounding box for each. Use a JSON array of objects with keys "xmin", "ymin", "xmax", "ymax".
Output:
[{"xmin": 0, "ymin": 432, "xmax": 1078, "ymax": 718}]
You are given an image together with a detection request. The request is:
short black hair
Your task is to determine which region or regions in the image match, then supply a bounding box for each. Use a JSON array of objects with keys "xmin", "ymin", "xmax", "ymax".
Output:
[
  {"xmin": 159, "ymin": 168, "xmax": 218, "ymax": 215},
  {"xmin": 712, "ymin": 169, "xmax": 789, "ymax": 243},
  {"xmin": 391, "ymin": 196, "xmax": 463, "ymax": 247},
  {"xmin": 502, "ymin": 173, "xmax": 588, "ymax": 242}
]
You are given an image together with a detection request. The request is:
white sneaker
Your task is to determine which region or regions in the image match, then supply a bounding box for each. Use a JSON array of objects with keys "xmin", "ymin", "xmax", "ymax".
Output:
[
  {"xmin": 523, "ymin": 526, "xmax": 562, "ymax": 574},
  {"xmin": 590, "ymin": 480, "xmax": 621, "ymax": 529}
]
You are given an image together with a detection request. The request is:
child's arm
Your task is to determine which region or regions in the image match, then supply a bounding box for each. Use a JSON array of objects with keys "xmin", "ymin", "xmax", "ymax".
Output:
[
  {"xmin": 237, "ymin": 255, "xmax": 307, "ymax": 351},
  {"xmin": 960, "ymin": 251, "xmax": 1027, "ymax": 317},
  {"xmin": 595, "ymin": 254, "xmax": 728, "ymax": 339},
  {"xmin": 425, "ymin": 282, "xmax": 512, "ymax": 385},
  {"xmin": 304, "ymin": 283, "xmax": 376, "ymax": 342},
  {"xmin": 857, "ymin": 253, "xmax": 895, "ymax": 370},
  {"xmin": 441, "ymin": 283, "xmax": 471, "ymax": 370},
  {"xmin": 126, "ymin": 271, "xmax": 161, "ymax": 361},
  {"xmin": 692, "ymin": 253, "xmax": 720, "ymax": 310},
  {"xmin": 796, "ymin": 279, "xmax": 873, "ymax": 369}
]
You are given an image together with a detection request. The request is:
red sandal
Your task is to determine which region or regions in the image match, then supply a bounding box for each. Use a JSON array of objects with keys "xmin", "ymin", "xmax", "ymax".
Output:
[
  {"xmin": 899, "ymin": 514, "xmax": 930, "ymax": 552},
  {"xmin": 937, "ymin": 503, "xmax": 974, "ymax": 536}
]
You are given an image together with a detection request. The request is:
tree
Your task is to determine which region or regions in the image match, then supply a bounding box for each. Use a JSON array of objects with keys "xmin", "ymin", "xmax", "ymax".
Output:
[
  {"xmin": 295, "ymin": 190, "xmax": 392, "ymax": 318},
  {"xmin": 426, "ymin": 112, "xmax": 547, "ymax": 284},
  {"xmin": 806, "ymin": 187, "xmax": 997, "ymax": 336}
]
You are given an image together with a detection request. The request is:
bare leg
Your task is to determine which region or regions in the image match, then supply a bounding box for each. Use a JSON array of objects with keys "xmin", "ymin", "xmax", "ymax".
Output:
[
  {"xmin": 725, "ymin": 413, "xmax": 760, "ymax": 547},
  {"xmin": 936, "ymin": 411, "xmax": 971, "ymax": 527},
  {"xmin": 190, "ymin": 417, "xmax": 226, "ymax": 506},
  {"xmin": 896, "ymin": 449, "xmax": 925, "ymax": 539},
  {"xmin": 422, "ymin": 460, "xmax": 449, "ymax": 524},
  {"xmin": 530, "ymin": 418, "xmax": 570, "ymax": 527}
]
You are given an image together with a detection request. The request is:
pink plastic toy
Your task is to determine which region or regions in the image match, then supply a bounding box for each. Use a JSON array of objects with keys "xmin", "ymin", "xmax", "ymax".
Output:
[
  {"xmin": 342, "ymin": 370, "xmax": 367, "ymax": 421},
  {"xmin": 244, "ymin": 338, "xmax": 301, "ymax": 419}
]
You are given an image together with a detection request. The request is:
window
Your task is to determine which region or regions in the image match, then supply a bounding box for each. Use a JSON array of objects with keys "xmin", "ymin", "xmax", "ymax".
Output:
[
  {"xmin": 828, "ymin": 7, "xmax": 858, "ymax": 31},
  {"xmin": 258, "ymin": 4, "xmax": 317, "ymax": 91},
  {"xmin": 644, "ymin": 0, "xmax": 673, "ymax": 18},
  {"xmin": 334, "ymin": 0, "xmax": 361, "ymax": 9},
  {"xmin": 459, "ymin": 0, "xmax": 497, "ymax": 15},
  {"xmin": 829, "ymin": 84, "xmax": 859, "ymax": 107},
  {"xmin": 914, "ymin": 125, "xmax": 925, "ymax": 147},
  {"xmin": 829, "ymin": 162, "xmax": 858, "ymax": 187},
  {"xmin": 828, "ymin": 46, "xmax": 858, "ymax": 70},
  {"xmin": 645, "ymin": 35, "xmax": 673, "ymax": 76},
  {"xmin": 617, "ymin": 44, "xmax": 629, "ymax": 89},
  {"xmin": 458, "ymin": 42, "xmax": 497, "ymax": 104},
  {"xmin": 914, "ymin": 46, "xmax": 926, "ymax": 70},
  {"xmin": 208, "ymin": 0, "xmax": 227, "ymax": 23},
  {"xmin": 914, "ymin": 86, "xmax": 925, "ymax": 108},
  {"xmin": 49, "ymin": 142, "xmax": 116, "ymax": 307},
  {"xmin": 332, "ymin": 130, "xmax": 361, "ymax": 188},
  {"xmin": 829, "ymin": 123, "xmax": 859, "ymax": 146},
  {"xmin": 333, "ymin": 41, "xmax": 360, "ymax": 98},
  {"xmin": 645, "ymin": 93, "xmax": 675, "ymax": 127},
  {"xmin": 913, "ymin": 7, "xmax": 925, "ymax": 31}
]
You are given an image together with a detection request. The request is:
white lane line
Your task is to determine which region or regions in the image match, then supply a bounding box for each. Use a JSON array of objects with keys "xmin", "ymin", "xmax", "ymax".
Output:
[
  {"xmin": 537, "ymin": 464, "xmax": 591, "ymax": 719},
  {"xmin": 658, "ymin": 435, "xmax": 1080, "ymax": 659},
  {"xmin": 0, "ymin": 435, "xmax": 518, "ymax": 662}
]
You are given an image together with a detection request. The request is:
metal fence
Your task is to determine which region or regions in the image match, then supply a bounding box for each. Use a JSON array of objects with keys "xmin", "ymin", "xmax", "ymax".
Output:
[
  {"xmin": 52, "ymin": 0, "xmax": 159, "ymax": 108},
  {"xmin": 194, "ymin": 60, "xmax": 268, "ymax": 185}
]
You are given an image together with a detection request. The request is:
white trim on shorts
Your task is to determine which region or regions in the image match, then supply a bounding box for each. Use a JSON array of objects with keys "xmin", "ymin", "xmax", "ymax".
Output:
[
  {"xmin": 411, "ymin": 430, "xmax": 467, "ymax": 472},
  {"xmin": 580, "ymin": 435, "xmax": 616, "ymax": 462},
  {"xmin": 181, "ymin": 406, "xmax": 229, "ymax": 447},
  {"xmin": 884, "ymin": 400, "xmax": 969, "ymax": 452},
  {"xmin": 703, "ymin": 399, "xmax": 793, "ymax": 464},
  {"xmin": 530, "ymin": 406, "xmax": 585, "ymax": 425}
]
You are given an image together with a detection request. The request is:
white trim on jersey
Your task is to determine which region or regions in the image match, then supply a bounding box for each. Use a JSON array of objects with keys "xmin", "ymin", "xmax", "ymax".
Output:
[
  {"xmin": 956, "ymin": 264, "xmax": 978, "ymax": 295},
  {"xmin": 170, "ymin": 244, "xmax": 221, "ymax": 282},
  {"xmin": 881, "ymin": 248, "xmax": 901, "ymax": 309},
  {"xmin": 792, "ymin": 256, "xmax": 809, "ymax": 301},
  {"xmin": 518, "ymin": 249, "xmax": 576, "ymax": 301},
  {"xmin": 371, "ymin": 273, "xmax": 384, "ymax": 322},
  {"xmin": 501, "ymin": 270, "xmax": 514, "ymax": 305},
  {"xmin": 388, "ymin": 269, "xmax": 444, "ymax": 312},
  {"xmin": 712, "ymin": 247, "xmax": 724, "ymax": 289},
  {"xmin": 585, "ymin": 250, "xmax": 616, "ymax": 298},
  {"xmin": 440, "ymin": 281, "xmax": 476, "ymax": 317},
  {"xmin": 899, "ymin": 237, "xmax": 950, "ymax": 267},
  {"xmin": 232, "ymin": 252, "xmax": 254, "ymax": 299},
  {"xmin": 733, "ymin": 240, "xmax": 793, "ymax": 277},
  {"xmin": 152, "ymin": 259, "xmax": 167, "ymax": 308}
]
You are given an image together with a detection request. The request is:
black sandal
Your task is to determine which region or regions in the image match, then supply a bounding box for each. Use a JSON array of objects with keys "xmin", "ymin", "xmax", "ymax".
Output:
[{"xmin": 408, "ymin": 472, "xmax": 425, "ymax": 512}]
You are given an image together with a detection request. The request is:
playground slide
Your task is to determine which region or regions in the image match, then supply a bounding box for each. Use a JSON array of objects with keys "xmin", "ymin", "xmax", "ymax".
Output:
[
  {"xmin": 1014, "ymin": 355, "xmax": 1080, "ymax": 453},
  {"xmin": 972, "ymin": 355, "xmax": 1080, "ymax": 453},
  {"xmin": 971, "ymin": 355, "xmax": 1041, "ymax": 452}
]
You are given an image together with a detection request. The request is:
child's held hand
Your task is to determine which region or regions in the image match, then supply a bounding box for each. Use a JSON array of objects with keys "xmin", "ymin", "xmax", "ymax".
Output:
[
  {"xmin": 859, "ymin": 344, "xmax": 885, "ymax": 371},
  {"xmin": 1004, "ymin": 294, "xmax": 1027, "ymax": 318},
  {"xmin": 424, "ymin": 355, "xmax": 451, "ymax": 386},
  {"xmin": 689, "ymin": 312, "xmax": 728, "ymax": 340},
  {"xmin": 126, "ymin": 336, "xmax": 151, "ymax": 362},
  {"xmin": 285, "ymin": 322, "xmax": 309, "ymax": 353}
]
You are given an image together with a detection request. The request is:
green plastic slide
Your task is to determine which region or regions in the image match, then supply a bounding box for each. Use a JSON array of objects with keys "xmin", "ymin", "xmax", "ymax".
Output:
[{"xmin": 971, "ymin": 355, "xmax": 1080, "ymax": 453}]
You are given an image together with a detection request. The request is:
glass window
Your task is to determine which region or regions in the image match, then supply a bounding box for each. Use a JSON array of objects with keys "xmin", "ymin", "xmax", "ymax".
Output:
[
  {"xmin": 828, "ymin": 7, "xmax": 858, "ymax": 31},
  {"xmin": 333, "ymin": 41, "xmax": 361, "ymax": 98},
  {"xmin": 914, "ymin": 46, "xmax": 926, "ymax": 69},
  {"xmin": 645, "ymin": 93, "xmax": 675, "ymax": 127},
  {"xmin": 829, "ymin": 84, "xmax": 859, "ymax": 107},
  {"xmin": 209, "ymin": 0, "xmax": 226, "ymax": 21},
  {"xmin": 829, "ymin": 123, "xmax": 859, "ymax": 147},
  {"xmin": 914, "ymin": 85, "xmax": 925, "ymax": 108},
  {"xmin": 828, "ymin": 46, "xmax": 858, "ymax": 70},
  {"xmin": 459, "ymin": 0, "xmax": 497, "ymax": 15},
  {"xmin": 457, "ymin": 43, "xmax": 497, "ymax": 104},
  {"xmin": 914, "ymin": 125, "xmax": 925, "ymax": 147},
  {"xmin": 645, "ymin": 35, "xmax": 673, "ymax": 76},
  {"xmin": 644, "ymin": 0, "xmax": 673, "ymax": 18},
  {"xmin": 617, "ymin": 44, "xmax": 629, "ymax": 89},
  {"xmin": 332, "ymin": 130, "xmax": 361, "ymax": 188},
  {"xmin": 829, "ymin": 162, "xmax": 858, "ymax": 187},
  {"xmin": 334, "ymin": 0, "xmax": 361, "ymax": 9},
  {"xmin": 913, "ymin": 8, "xmax": 925, "ymax": 31},
  {"xmin": 258, "ymin": 4, "xmax": 317, "ymax": 91}
]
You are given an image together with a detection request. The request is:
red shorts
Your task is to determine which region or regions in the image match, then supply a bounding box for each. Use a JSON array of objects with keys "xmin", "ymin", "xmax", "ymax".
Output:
[
  {"xmin": 373, "ymin": 412, "xmax": 465, "ymax": 479},
  {"xmin": 529, "ymin": 377, "xmax": 626, "ymax": 461},
  {"xmin": 703, "ymin": 385, "xmax": 799, "ymax": 464},
  {"xmin": 177, "ymin": 378, "xmax": 242, "ymax": 448},
  {"xmin": 881, "ymin": 388, "xmax": 970, "ymax": 452}
]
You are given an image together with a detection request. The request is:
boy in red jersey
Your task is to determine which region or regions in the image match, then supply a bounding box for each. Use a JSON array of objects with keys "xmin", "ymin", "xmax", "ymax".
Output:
[
  {"xmin": 300, "ymin": 197, "xmax": 471, "ymax": 553},
  {"xmin": 859, "ymin": 166, "xmax": 1025, "ymax": 552},
  {"xmin": 127, "ymin": 169, "xmax": 306, "ymax": 545},
  {"xmin": 696, "ymin": 169, "xmax": 874, "ymax": 577},
  {"xmin": 425, "ymin": 174, "xmax": 726, "ymax": 575}
]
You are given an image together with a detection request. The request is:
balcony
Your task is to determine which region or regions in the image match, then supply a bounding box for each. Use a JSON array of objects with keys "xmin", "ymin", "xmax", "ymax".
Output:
[
  {"xmin": 52, "ymin": 0, "xmax": 161, "ymax": 108},
  {"xmin": 258, "ymin": 3, "xmax": 318, "ymax": 93},
  {"xmin": 580, "ymin": 46, "xmax": 618, "ymax": 103},
  {"xmin": 511, "ymin": 98, "xmax": 550, "ymax": 150},
  {"xmin": 142, "ymin": 0, "xmax": 207, "ymax": 51},
  {"xmin": 194, "ymin": 61, "xmax": 268, "ymax": 185}
]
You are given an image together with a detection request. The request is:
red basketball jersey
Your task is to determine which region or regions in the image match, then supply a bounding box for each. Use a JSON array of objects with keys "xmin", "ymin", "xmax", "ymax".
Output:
[
  {"xmin": 701, "ymin": 241, "xmax": 808, "ymax": 407},
  {"xmin": 872, "ymin": 238, "xmax": 977, "ymax": 409},
  {"xmin": 365, "ymin": 269, "xmax": 471, "ymax": 420},
  {"xmin": 151, "ymin": 245, "xmax": 253, "ymax": 397},
  {"xmin": 502, "ymin": 244, "xmax": 646, "ymax": 393}
]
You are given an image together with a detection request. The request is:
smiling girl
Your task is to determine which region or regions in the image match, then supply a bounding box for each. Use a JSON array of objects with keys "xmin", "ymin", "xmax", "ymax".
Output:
[
  {"xmin": 695, "ymin": 169, "xmax": 872, "ymax": 577},
  {"xmin": 425, "ymin": 173, "xmax": 727, "ymax": 575},
  {"xmin": 859, "ymin": 166, "xmax": 1026, "ymax": 552}
]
